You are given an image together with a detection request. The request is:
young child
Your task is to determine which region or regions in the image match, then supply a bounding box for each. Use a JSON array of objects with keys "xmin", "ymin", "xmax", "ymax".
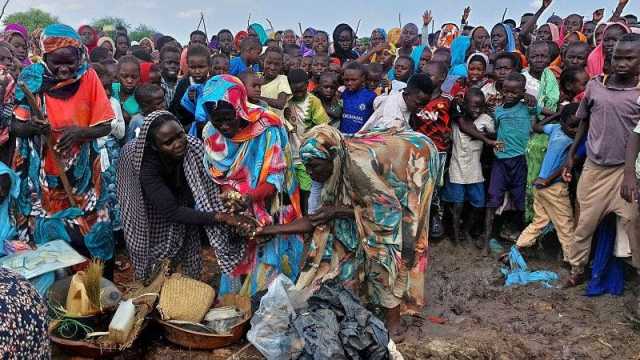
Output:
[
  {"xmin": 238, "ymin": 71, "xmax": 268, "ymax": 108},
  {"xmin": 563, "ymin": 42, "xmax": 590, "ymax": 71},
  {"xmin": 148, "ymin": 64, "xmax": 162, "ymax": 86},
  {"xmin": 559, "ymin": 68, "xmax": 589, "ymax": 104},
  {"xmin": 481, "ymin": 52, "xmax": 519, "ymax": 116},
  {"xmin": 315, "ymin": 72, "xmax": 342, "ymax": 127},
  {"xmin": 285, "ymin": 69, "xmax": 330, "ymax": 193},
  {"xmin": 171, "ymin": 44, "xmax": 211, "ymax": 131},
  {"xmin": 309, "ymin": 54, "xmax": 329, "ymax": 92},
  {"xmin": 211, "ymin": 54, "xmax": 229, "ymax": 76},
  {"xmin": 483, "ymin": 72, "xmax": 539, "ymax": 255},
  {"xmin": 159, "ymin": 45, "xmax": 181, "ymax": 107},
  {"xmin": 259, "ymin": 47, "xmax": 292, "ymax": 118},
  {"xmin": 93, "ymin": 63, "xmax": 126, "ymax": 143},
  {"xmin": 112, "ymin": 55, "xmax": 141, "ymax": 130},
  {"xmin": 514, "ymin": 103, "xmax": 579, "ymax": 260},
  {"xmin": 450, "ymin": 53, "xmax": 491, "ymax": 99},
  {"xmin": 443, "ymin": 88, "xmax": 495, "ymax": 244},
  {"xmin": 230, "ymin": 37, "xmax": 261, "ymax": 76},
  {"xmin": 301, "ymin": 56, "xmax": 313, "ymax": 75},
  {"xmin": 366, "ymin": 63, "xmax": 386, "ymax": 95},
  {"xmin": 391, "ymin": 56, "xmax": 415, "ymax": 92},
  {"xmin": 216, "ymin": 29, "xmax": 234, "ymax": 58},
  {"xmin": 413, "ymin": 61, "xmax": 453, "ymax": 237},
  {"xmin": 339, "ymin": 61, "xmax": 376, "ymax": 134},
  {"xmin": 128, "ymin": 84, "xmax": 166, "ymax": 142}
]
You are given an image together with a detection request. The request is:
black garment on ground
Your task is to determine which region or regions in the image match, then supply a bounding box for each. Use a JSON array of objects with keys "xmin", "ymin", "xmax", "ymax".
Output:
[
  {"xmin": 294, "ymin": 281, "xmax": 389, "ymax": 360},
  {"xmin": 139, "ymin": 148, "xmax": 218, "ymax": 226}
]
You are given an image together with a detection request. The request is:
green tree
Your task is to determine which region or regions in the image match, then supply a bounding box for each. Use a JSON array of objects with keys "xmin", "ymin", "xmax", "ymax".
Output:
[
  {"xmin": 129, "ymin": 24, "xmax": 156, "ymax": 42},
  {"xmin": 91, "ymin": 16, "xmax": 129, "ymax": 37},
  {"xmin": 3, "ymin": 8, "xmax": 59, "ymax": 32}
]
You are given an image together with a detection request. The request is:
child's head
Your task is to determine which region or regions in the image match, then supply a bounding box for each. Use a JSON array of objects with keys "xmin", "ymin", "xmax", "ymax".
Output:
[
  {"xmin": 159, "ymin": 45, "xmax": 181, "ymax": 82},
  {"xmin": 263, "ymin": 47, "xmax": 284, "ymax": 80},
  {"xmin": 302, "ymin": 28, "xmax": 315, "ymax": 48},
  {"xmin": 301, "ymin": 56, "xmax": 313, "ymax": 75},
  {"xmin": 493, "ymin": 52, "xmax": 519, "ymax": 85},
  {"xmin": 333, "ymin": 24, "xmax": 355, "ymax": 53},
  {"xmin": 117, "ymin": 55, "xmax": 141, "ymax": 94},
  {"xmin": 287, "ymin": 55, "xmax": 302, "ymax": 72},
  {"xmin": 211, "ymin": 54, "xmax": 229, "ymax": 76},
  {"xmin": 156, "ymin": 35, "xmax": 180, "ymax": 52},
  {"xmin": 115, "ymin": 34, "xmax": 130, "ymax": 58},
  {"xmin": 432, "ymin": 48, "xmax": 451, "ymax": 65},
  {"xmin": 564, "ymin": 14, "xmax": 584, "ymax": 34},
  {"xmin": 466, "ymin": 53, "xmax": 488, "ymax": 84},
  {"xmin": 400, "ymin": 23, "xmax": 419, "ymax": 48},
  {"xmin": 313, "ymin": 31, "xmax": 330, "ymax": 54},
  {"xmin": 187, "ymin": 44, "xmax": 211, "ymax": 83},
  {"xmin": 239, "ymin": 37, "xmax": 262, "ymax": 64},
  {"xmin": 149, "ymin": 64, "xmax": 161, "ymax": 85},
  {"xmin": 501, "ymin": 72, "xmax": 526, "ymax": 106},
  {"xmin": 603, "ymin": 24, "xmax": 629, "ymax": 62},
  {"xmin": 282, "ymin": 30, "xmax": 297, "ymax": 46},
  {"xmin": 380, "ymin": 48, "xmax": 396, "ymax": 70},
  {"xmin": 463, "ymin": 88, "xmax": 486, "ymax": 119},
  {"xmin": 394, "ymin": 56, "xmax": 415, "ymax": 82},
  {"xmin": 611, "ymin": 33, "xmax": 640, "ymax": 79},
  {"xmin": 559, "ymin": 68, "xmax": 589, "ymax": 99},
  {"xmin": 403, "ymin": 73, "xmax": 434, "ymax": 113},
  {"xmin": 343, "ymin": 61, "xmax": 366, "ymax": 92},
  {"xmin": 366, "ymin": 63, "xmax": 384, "ymax": 91},
  {"xmin": 527, "ymin": 40, "xmax": 552, "ymax": 75},
  {"xmin": 217, "ymin": 29, "xmax": 234, "ymax": 55},
  {"xmin": 100, "ymin": 58, "xmax": 118, "ymax": 79},
  {"xmin": 283, "ymin": 44, "xmax": 301, "ymax": 58},
  {"xmin": 189, "ymin": 30, "xmax": 208, "ymax": 47},
  {"xmin": 131, "ymin": 45, "xmax": 152, "ymax": 62},
  {"xmin": 317, "ymin": 72, "xmax": 339, "ymax": 100},
  {"xmin": 418, "ymin": 47, "xmax": 433, "ymax": 73},
  {"xmin": 563, "ymin": 41, "xmax": 590, "ymax": 70},
  {"xmin": 238, "ymin": 71, "xmax": 263, "ymax": 102},
  {"xmin": 423, "ymin": 61, "xmax": 447, "ymax": 89},
  {"xmin": 311, "ymin": 54, "xmax": 329, "ymax": 80},
  {"xmin": 288, "ymin": 69, "xmax": 309, "ymax": 101},
  {"xmin": 560, "ymin": 102, "xmax": 580, "ymax": 138},
  {"xmin": 90, "ymin": 46, "xmax": 111, "ymax": 63},
  {"xmin": 92, "ymin": 62, "xmax": 113, "ymax": 97},
  {"xmin": 135, "ymin": 84, "xmax": 166, "ymax": 115}
]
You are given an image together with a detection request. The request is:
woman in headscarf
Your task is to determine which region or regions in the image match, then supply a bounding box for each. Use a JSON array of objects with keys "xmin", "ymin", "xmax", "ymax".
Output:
[
  {"xmin": 248, "ymin": 23, "xmax": 268, "ymax": 46},
  {"xmin": 491, "ymin": 22, "xmax": 527, "ymax": 67},
  {"xmin": 257, "ymin": 125, "xmax": 439, "ymax": 339},
  {"xmin": 139, "ymin": 37, "xmax": 155, "ymax": 54},
  {"xmin": 196, "ymin": 74, "xmax": 303, "ymax": 297},
  {"xmin": 0, "ymin": 41, "xmax": 16, "ymax": 163},
  {"xmin": 97, "ymin": 36, "xmax": 115, "ymax": 59},
  {"xmin": 116, "ymin": 110, "xmax": 248, "ymax": 280},
  {"xmin": 2, "ymin": 24, "xmax": 30, "ymax": 66},
  {"xmin": 12, "ymin": 24, "xmax": 116, "ymax": 271},
  {"xmin": 357, "ymin": 28, "xmax": 396, "ymax": 64},
  {"xmin": 77, "ymin": 25, "xmax": 98, "ymax": 53},
  {"xmin": 233, "ymin": 31, "xmax": 248, "ymax": 55},
  {"xmin": 586, "ymin": 22, "xmax": 630, "ymax": 77},
  {"xmin": 331, "ymin": 23, "xmax": 358, "ymax": 65},
  {"xmin": 448, "ymin": 35, "xmax": 471, "ymax": 77},
  {"xmin": 536, "ymin": 23, "xmax": 563, "ymax": 48},
  {"xmin": 470, "ymin": 26, "xmax": 490, "ymax": 52}
]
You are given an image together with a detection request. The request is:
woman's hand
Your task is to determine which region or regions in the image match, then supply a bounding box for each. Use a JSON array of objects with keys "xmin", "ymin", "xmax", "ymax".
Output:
[
  {"xmin": 221, "ymin": 190, "xmax": 250, "ymax": 212},
  {"xmin": 217, "ymin": 212, "xmax": 259, "ymax": 237},
  {"xmin": 55, "ymin": 126, "xmax": 86, "ymax": 152},
  {"xmin": 27, "ymin": 116, "xmax": 51, "ymax": 137},
  {"xmin": 309, "ymin": 206, "xmax": 338, "ymax": 226}
]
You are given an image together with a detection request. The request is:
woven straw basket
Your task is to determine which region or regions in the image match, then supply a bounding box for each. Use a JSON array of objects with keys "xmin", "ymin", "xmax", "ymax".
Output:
[{"xmin": 157, "ymin": 274, "xmax": 215, "ymax": 323}]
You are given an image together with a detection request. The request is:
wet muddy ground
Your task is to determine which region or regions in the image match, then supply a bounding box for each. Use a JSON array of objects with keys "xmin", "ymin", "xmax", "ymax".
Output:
[{"xmin": 54, "ymin": 237, "xmax": 640, "ymax": 360}]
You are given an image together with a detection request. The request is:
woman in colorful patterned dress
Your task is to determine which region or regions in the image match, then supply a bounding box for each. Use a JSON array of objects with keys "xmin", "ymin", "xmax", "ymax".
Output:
[
  {"xmin": 197, "ymin": 74, "xmax": 303, "ymax": 297},
  {"xmin": 257, "ymin": 124, "xmax": 439, "ymax": 339}
]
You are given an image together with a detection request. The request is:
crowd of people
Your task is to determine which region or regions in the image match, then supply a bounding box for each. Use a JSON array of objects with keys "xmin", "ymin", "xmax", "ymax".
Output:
[{"xmin": 1, "ymin": 0, "xmax": 640, "ymax": 354}]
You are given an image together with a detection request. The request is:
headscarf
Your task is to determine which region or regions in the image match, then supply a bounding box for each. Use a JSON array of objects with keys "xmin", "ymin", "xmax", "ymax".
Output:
[
  {"xmin": 97, "ymin": 36, "xmax": 115, "ymax": 52},
  {"xmin": 249, "ymin": 23, "xmax": 268, "ymax": 45},
  {"xmin": 3, "ymin": 23, "xmax": 30, "ymax": 66},
  {"xmin": 437, "ymin": 23, "xmax": 460, "ymax": 48},
  {"xmin": 117, "ymin": 110, "xmax": 241, "ymax": 279},
  {"xmin": 15, "ymin": 24, "xmax": 88, "ymax": 103},
  {"xmin": 0, "ymin": 162, "xmax": 20, "ymax": 255},
  {"xmin": 587, "ymin": 22, "xmax": 631, "ymax": 77},
  {"xmin": 199, "ymin": 75, "xmax": 301, "ymax": 224},
  {"xmin": 492, "ymin": 23, "xmax": 516, "ymax": 52},
  {"xmin": 387, "ymin": 27, "xmax": 401, "ymax": 47},
  {"xmin": 331, "ymin": 23, "xmax": 358, "ymax": 64},
  {"xmin": 565, "ymin": 31, "xmax": 588, "ymax": 44},
  {"xmin": 410, "ymin": 45, "xmax": 427, "ymax": 72},
  {"xmin": 140, "ymin": 62, "xmax": 154, "ymax": 84},
  {"xmin": 139, "ymin": 37, "xmax": 155, "ymax": 51},
  {"xmin": 466, "ymin": 51, "xmax": 489, "ymax": 69},
  {"xmin": 234, "ymin": 31, "xmax": 248, "ymax": 52},
  {"xmin": 544, "ymin": 23, "xmax": 564, "ymax": 48},
  {"xmin": 449, "ymin": 35, "xmax": 471, "ymax": 76},
  {"xmin": 372, "ymin": 28, "xmax": 387, "ymax": 41},
  {"xmin": 77, "ymin": 25, "xmax": 98, "ymax": 53}
]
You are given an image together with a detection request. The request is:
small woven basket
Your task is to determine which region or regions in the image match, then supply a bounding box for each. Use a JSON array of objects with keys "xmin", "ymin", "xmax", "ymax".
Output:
[{"xmin": 158, "ymin": 274, "xmax": 215, "ymax": 323}]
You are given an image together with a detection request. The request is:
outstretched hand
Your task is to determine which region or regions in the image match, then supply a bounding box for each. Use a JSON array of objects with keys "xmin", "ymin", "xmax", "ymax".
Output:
[
  {"xmin": 462, "ymin": 7, "xmax": 471, "ymax": 22},
  {"xmin": 593, "ymin": 8, "xmax": 605, "ymax": 22},
  {"xmin": 221, "ymin": 190, "xmax": 250, "ymax": 213},
  {"xmin": 423, "ymin": 10, "xmax": 433, "ymax": 26},
  {"xmin": 542, "ymin": 0, "xmax": 552, "ymax": 9}
]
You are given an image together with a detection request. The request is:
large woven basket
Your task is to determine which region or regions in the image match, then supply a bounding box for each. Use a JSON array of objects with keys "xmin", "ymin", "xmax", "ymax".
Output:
[{"xmin": 157, "ymin": 274, "xmax": 215, "ymax": 323}]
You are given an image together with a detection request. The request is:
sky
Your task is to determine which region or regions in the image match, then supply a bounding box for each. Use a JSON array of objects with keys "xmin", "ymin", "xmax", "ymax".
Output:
[{"xmin": 6, "ymin": 0, "xmax": 637, "ymax": 43}]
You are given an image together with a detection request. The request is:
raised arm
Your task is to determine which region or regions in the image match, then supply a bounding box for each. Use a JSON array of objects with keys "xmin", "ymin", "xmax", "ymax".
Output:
[
  {"xmin": 610, "ymin": 0, "xmax": 629, "ymax": 21},
  {"xmin": 520, "ymin": 0, "xmax": 553, "ymax": 41},
  {"xmin": 422, "ymin": 10, "xmax": 433, "ymax": 46}
]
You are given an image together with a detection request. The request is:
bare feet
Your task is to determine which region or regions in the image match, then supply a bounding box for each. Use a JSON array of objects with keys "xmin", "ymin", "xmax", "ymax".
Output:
[
  {"xmin": 385, "ymin": 306, "xmax": 406, "ymax": 343},
  {"xmin": 562, "ymin": 271, "xmax": 585, "ymax": 289}
]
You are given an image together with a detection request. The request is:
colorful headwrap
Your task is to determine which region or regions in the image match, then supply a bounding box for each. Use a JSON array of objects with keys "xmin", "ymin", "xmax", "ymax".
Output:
[
  {"xmin": 249, "ymin": 23, "xmax": 268, "ymax": 46},
  {"xmin": 97, "ymin": 36, "xmax": 115, "ymax": 51},
  {"xmin": 564, "ymin": 31, "xmax": 588, "ymax": 44},
  {"xmin": 410, "ymin": 45, "xmax": 428, "ymax": 71},
  {"xmin": 437, "ymin": 23, "xmax": 460, "ymax": 48},
  {"xmin": 234, "ymin": 31, "xmax": 248, "ymax": 52},
  {"xmin": 15, "ymin": 24, "xmax": 88, "ymax": 103},
  {"xmin": 543, "ymin": 23, "xmax": 564, "ymax": 48},
  {"xmin": 372, "ymin": 28, "xmax": 387, "ymax": 40},
  {"xmin": 3, "ymin": 23, "xmax": 31, "ymax": 66},
  {"xmin": 449, "ymin": 35, "xmax": 471, "ymax": 76},
  {"xmin": 387, "ymin": 27, "xmax": 401, "ymax": 47},
  {"xmin": 466, "ymin": 51, "xmax": 489, "ymax": 69},
  {"xmin": 139, "ymin": 37, "xmax": 155, "ymax": 51},
  {"xmin": 300, "ymin": 125, "xmax": 344, "ymax": 164},
  {"xmin": 587, "ymin": 22, "xmax": 631, "ymax": 77}
]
